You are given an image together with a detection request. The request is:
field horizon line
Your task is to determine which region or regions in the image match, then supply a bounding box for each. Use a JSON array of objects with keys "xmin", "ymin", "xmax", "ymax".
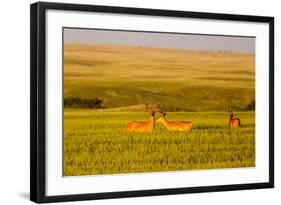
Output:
[{"xmin": 64, "ymin": 42, "xmax": 255, "ymax": 55}]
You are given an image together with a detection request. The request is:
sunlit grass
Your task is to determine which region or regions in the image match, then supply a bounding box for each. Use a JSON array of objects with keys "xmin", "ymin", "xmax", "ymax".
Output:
[{"xmin": 64, "ymin": 109, "xmax": 255, "ymax": 176}]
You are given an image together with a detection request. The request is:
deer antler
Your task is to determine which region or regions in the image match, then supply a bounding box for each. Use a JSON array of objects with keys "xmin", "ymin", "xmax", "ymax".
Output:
[{"xmin": 145, "ymin": 104, "xmax": 162, "ymax": 113}]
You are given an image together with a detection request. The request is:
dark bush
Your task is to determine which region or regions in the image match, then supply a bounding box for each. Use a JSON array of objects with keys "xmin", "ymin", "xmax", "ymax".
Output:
[
  {"xmin": 64, "ymin": 97, "xmax": 103, "ymax": 109},
  {"xmin": 245, "ymin": 100, "xmax": 255, "ymax": 110}
]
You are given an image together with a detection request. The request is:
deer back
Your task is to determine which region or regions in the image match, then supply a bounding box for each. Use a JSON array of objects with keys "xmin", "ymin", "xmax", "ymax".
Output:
[
  {"xmin": 229, "ymin": 117, "xmax": 240, "ymax": 128},
  {"xmin": 127, "ymin": 116, "xmax": 154, "ymax": 132}
]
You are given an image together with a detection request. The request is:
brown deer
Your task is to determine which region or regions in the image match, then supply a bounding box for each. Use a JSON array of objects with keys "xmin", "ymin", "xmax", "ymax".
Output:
[
  {"xmin": 156, "ymin": 111, "xmax": 192, "ymax": 131},
  {"xmin": 228, "ymin": 110, "xmax": 240, "ymax": 128},
  {"xmin": 127, "ymin": 104, "xmax": 161, "ymax": 132}
]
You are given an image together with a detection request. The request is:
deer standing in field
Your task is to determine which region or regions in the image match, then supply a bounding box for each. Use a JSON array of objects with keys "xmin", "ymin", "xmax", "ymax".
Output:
[
  {"xmin": 127, "ymin": 104, "xmax": 161, "ymax": 132},
  {"xmin": 228, "ymin": 110, "xmax": 240, "ymax": 128},
  {"xmin": 156, "ymin": 111, "xmax": 192, "ymax": 131}
]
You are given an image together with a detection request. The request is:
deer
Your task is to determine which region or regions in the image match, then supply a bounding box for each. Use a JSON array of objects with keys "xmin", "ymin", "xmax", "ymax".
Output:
[
  {"xmin": 228, "ymin": 110, "xmax": 240, "ymax": 128},
  {"xmin": 156, "ymin": 111, "xmax": 192, "ymax": 131},
  {"xmin": 127, "ymin": 104, "xmax": 161, "ymax": 132}
]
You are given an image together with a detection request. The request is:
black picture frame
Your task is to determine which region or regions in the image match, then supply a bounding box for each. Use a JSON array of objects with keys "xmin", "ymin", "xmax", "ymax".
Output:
[{"xmin": 30, "ymin": 1, "xmax": 274, "ymax": 203}]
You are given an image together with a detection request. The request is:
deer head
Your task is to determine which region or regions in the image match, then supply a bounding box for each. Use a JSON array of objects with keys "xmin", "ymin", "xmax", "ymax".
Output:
[
  {"xmin": 155, "ymin": 108, "xmax": 166, "ymax": 122},
  {"xmin": 228, "ymin": 110, "xmax": 233, "ymax": 118},
  {"xmin": 145, "ymin": 104, "xmax": 161, "ymax": 117},
  {"xmin": 159, "ymin": 111, "xmax": 166, "ymax": 117}
]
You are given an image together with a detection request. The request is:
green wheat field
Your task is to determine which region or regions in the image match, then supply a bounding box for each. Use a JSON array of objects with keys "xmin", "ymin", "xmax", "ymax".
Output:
[{"xmin": 63, "ymin": 43, "xmax": 255, "ymax": 176}]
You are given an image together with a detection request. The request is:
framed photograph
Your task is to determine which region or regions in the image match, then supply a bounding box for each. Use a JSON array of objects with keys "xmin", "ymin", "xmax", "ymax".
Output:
[{"xmin": 30, "ymin": 1, "xmax": 274, "ymax": 203}]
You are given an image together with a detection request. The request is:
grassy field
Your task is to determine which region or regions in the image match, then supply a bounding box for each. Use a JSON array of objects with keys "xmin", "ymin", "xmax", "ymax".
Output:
[
  {"xmin": 64, "ymin": 44, "xmax": 255, "ymax": 111},
  {"xmin": 64, "ymin": 109, "xmax": 255, "ymax": 176},
  {"xmin": 63, "ymin": 43, "xmax": 255, "ymax": 176}
]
